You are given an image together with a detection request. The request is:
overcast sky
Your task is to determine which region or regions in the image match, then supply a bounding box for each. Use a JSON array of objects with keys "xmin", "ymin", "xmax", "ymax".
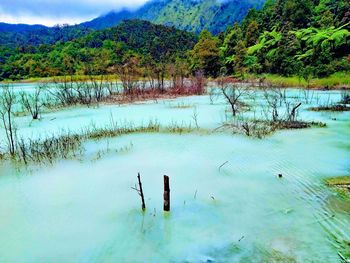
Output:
[{"xmin": 0, "ymin": 0, "xmax": 149, "ymax": 26}]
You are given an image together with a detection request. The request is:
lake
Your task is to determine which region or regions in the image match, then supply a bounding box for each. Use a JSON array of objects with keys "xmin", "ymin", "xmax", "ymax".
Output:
[{"xmin": 0, "ymin": 84, "xmax": 349, "ymax": 262}]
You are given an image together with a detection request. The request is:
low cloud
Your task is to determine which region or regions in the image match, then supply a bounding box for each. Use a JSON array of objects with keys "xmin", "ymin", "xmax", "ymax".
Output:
[{"xmin": 0, "ymin": 0, "xmax": 149, "ymax": 25}]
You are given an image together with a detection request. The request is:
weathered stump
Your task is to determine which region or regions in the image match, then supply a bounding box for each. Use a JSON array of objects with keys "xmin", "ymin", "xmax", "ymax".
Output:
[{"xmin": 163, "ymin": 175, "xmax": 170, "ymax": 211}]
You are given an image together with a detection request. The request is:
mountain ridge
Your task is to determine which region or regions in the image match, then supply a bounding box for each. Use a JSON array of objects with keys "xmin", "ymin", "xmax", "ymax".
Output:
[
  {"xmin": 82, "ymin": 0, "xmax": 265, "ymax": 34},
  {"xmin": 0, "ymin": 0, "xmax": 264, "ymax": 33},
  {"xmin": 0, "ymin": 0, "xmax": 265, "ymax": 47}
]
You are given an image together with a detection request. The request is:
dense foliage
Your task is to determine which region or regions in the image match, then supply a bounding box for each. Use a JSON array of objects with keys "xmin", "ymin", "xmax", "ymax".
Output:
[
  {"xmin": 217, "ymin": 0, "xmax": 350, "ymax": 77},
  {"xmin": 0, "ymin": 23, "xmax": 92, "ymax": 47},
  {"xmin": 0, "ymin": 0, "xmax": 349, "ymax": 81},
  {"xmin": 0, "ymin": 20, "xmax": 196, "ymax": 80}
]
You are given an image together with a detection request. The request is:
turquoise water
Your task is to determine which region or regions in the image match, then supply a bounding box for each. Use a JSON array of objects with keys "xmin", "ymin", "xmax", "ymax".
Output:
[{"xmin": 0, "ymin": 86, "xmax": 349, "ymax": 262}]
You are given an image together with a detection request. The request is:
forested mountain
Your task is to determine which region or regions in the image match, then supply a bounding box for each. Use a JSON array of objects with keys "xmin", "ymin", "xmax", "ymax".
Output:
[
  {"xmin": 83, "ymin": 0, "xmax": 265, "ymax": 34},
  {"xmin": 0, "ymin": 20, "xmax": 196, "ymax": 80},
  {"xmin": 0, "ymin": 23, "xmax": 92, "ymax": 48},
  {"xmin": 0, "ymin": 0, "xmax": 264, "ymax": 48},
  {"xmin": 0, "ymin": 0, "xmax": 349, "ymax": 81},
  {"xmin": 0, "ymin": 23, "xmax": 46, "ymax": 33}
]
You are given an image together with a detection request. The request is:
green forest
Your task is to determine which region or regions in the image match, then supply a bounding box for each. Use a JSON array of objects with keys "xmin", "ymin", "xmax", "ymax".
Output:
[
  {"xmin": 0, "ymin": 0, "xmax": 349, "ymax": 82},
  {"xmin": 0, "ymin": 20, "xmax": 196, "ymax": 79}
]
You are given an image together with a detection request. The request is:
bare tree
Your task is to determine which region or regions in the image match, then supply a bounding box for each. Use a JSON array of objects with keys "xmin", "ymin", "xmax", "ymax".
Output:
[
  {"xmin": 208, "ymin": 86, "xmax": 219, "ymax": 105},
  {"xmin": 76, "ymin": 80, "xmax": 93, "ymax": 105},
  {"xmin": 220, "ymin": 80, "xmax": 249, "ymax": 117},
  {"xmin": 144, "ymin": 61, "xmax": 157, "ymax": 91},
  {"xmin": 90, "ymin": 75, "xmax": 108, "ymax": 103},
  {"xmin": 340, "ymin": 90, "xmax": 350, "ymax": 104},
  {"xmin": 155, "ymin": 63, "xmax": 166, "ymax": 92},
  {"xmin": 300, "ymin": 89, "xmax": 315, "ymax": 104},
  {"xmin": 262, "ymin": 87, "xmax": 303, "ymax": 124},
  {"xmin": 190, "ymin": 70, "xmax": 206, "ymax": 95},
  {"xmin": 286, "ymin": 102, "xmax": 302, "ymax": 122},
  {"xmin": 20, "ymin": 85, "xmax": 44, "ymax": 120},
  {"xmin": 168, "ymin": 59, "xmax": 189, "ymax": 92},
  {"xmin": 192, "ymin": 107, "xmax": 199, "ymax": 129},
  {"xmin": 0, "ymin": 85, "xmax": 17, "ymax": 155},
  {"xmin": 48, "ymin": 76, "xmax": 77, "ymax": 106},
  {"xmin": 105, "ymin": 74, "xmax": 118, "ymax": 96},
  {"xmin": 116, "ymin": 57, "xmax": 142, "ymax": 99},
  {"xmin": 262, "ymin": 88, "xmax": 280, "ymax": 122}
]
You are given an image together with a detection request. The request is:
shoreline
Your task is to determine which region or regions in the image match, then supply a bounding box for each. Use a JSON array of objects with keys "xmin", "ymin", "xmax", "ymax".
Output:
[
  {"xmin": 1, "ymin": 73, "xmax": 350, "ymax": 90},
  {"xmin": 246, "ymin": 72, "xmax": 350, "ymax": 90}
]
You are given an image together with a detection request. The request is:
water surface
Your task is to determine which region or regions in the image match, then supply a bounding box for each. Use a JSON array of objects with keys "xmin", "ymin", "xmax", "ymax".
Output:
[{"xmin": 0, "ymin": 86, "xmax": 349, "ymax": 262}]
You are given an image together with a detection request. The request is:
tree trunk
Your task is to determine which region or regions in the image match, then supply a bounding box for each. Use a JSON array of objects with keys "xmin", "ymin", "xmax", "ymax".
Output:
[
  {"xmin": 163, "ymin": 175, "xmax": 170, "ymax": 212},
  {"xmin": 137, "ymin": 173, "xmax": 146, "ymax": 211}
]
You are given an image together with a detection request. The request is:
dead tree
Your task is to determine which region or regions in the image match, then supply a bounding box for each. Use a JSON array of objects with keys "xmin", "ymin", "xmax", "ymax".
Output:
[
  {"xmin": 155, "ymin": 63, "xmax": 166, "ymax": 92},
  {"xmin": 163, "ymin": 175, "xmax": 170, "ymax": 212},
  {"xmin": 0, "ymin": 85, "xmax": 17, "ymax": 155},
  {"xmin": 116, "ymin": 57, "xmax": 141, "ymax": 99},
  {"xmin": 190, "ymin": 70, "xmax": 206, "ymax": 95},
  {"xmin": 167, "ymin": 59, "xmax": 188, "ymax": 92},
  {"xmin": 209, "ymin": 87, "xmax": 219, "ymax": 104},
  {"xmin": 220, "ymin": 81, "xmax": 249, "ymax": 117},
  {"xmin": 20, "ymin": 85, "xmax": 43, "ymax": 120},
  {"xmin": 192, "ymin": 107, "xmax": 199, "ymax": 129},
  {"xmin": 90, "ymin": 75, "xmax": 108, "ymax": 103},
  {"xmin": 263, "ymin": 88, "xmax": 280, "ymax": 122},
  {"xmin": 144, "ymin": 61, "xmax": 157, "ymax": 91},
  {"xmin": 301, "ymin": 89, "xmax": 314, "ymax": 104},
  {"xmin": 48, "ymin": 76, "xmax": 77, "ymax": 106},
  {"xmin": 262, "ymin": 88, "xmax": 296, "ymax": 123},
  {"xmin": 73, "ymin": 80, "xmax": 93, "ymax": 105},
  {"xmin": 132, "ymin": 173, "xmax": 146, "ymax": 211},
  {"xmin": 242, "ymin": 122, "xmax": 251, "ymax": 136},
  {"xmin": 288, "ymin": 102, "xmax": 302, "ymax": 122},
  {"xmin": 340, "ymin": 91, "xmax": 350, "ymax": 104}
]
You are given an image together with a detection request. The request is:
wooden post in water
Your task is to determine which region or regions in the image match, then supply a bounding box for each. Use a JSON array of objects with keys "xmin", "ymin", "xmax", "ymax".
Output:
[
  {"xmin": 163, "ymin": 175, "xmax": 170, "ymax": 212},
  {"xmin": 137, "ymin": 173, "xmax": 146, "ymax": 211}
]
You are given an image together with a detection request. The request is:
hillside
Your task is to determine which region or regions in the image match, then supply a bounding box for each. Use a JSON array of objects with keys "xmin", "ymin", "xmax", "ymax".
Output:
[
  {"xmin": 0, "ymin": 0, "xmax": 264, "ymax": 48},
  {"xmin": 82, "ymin": 0, "xmax": 265, "ymax": 34},
  {"xmin": 0, "ymin": 23, "xmax": 92, "ymax": 48},
  {"xmin": 0, "ymin": 20, "xmax": 196, "ymax": 80}
]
